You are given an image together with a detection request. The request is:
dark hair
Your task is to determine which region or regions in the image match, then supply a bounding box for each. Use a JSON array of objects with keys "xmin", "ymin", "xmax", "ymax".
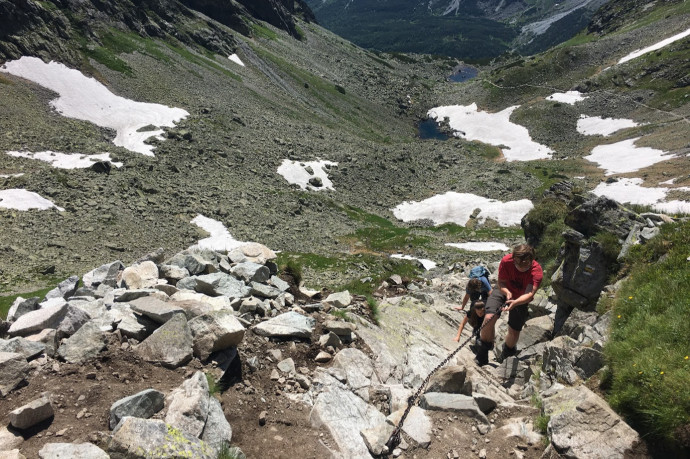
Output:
[
  {"xmin": 468, "ymin": 301, "xmax": 485, "ymax": 328},
  {"xmin": 513, "ymin": 244, "xmax": 536, "ymax": 261},
  {"xmin": 467, "ymin": 278, "xmax": 482, "ymax": 293}
]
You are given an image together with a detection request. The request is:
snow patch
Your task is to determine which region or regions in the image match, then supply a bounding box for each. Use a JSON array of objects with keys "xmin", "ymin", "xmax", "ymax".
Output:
[
  {"xmin": 277, "ymin": 159, "xmax": 337, "ymax": 190},
  {"xmin": 392, "ymin": 192, "xmax": 533, "ymax": 227},
  {"xmin": 592, "ymin": 178, "xmax": 690, "ymax": 214},
  {"xmin": 546, "ymin": 91, "xmax": 587, "ymax": 104},
  {"xmin": 7, "ymin": 151, "xmax": 123, "ymax": 169},
  {"xmin": 190, "ymin": 215, "xmax": 245, "ymax": 252},
  {"xmin": 0, "ymin": 189, "xmax": 64, "ymax": 211},
  {"xmin": 390, "ymin": 254, "xmax": 437, "ymax": 270},
  {"xmin": 0, "ymin": 57, "xmax": 188, "ymax": 156},
  {"xmin": 228, "ymin": 54, "xmax": 245, "ymax": 67},
  {"xmin": 427, "ymin": 104, "xmax": 553, "ymax": 161},
  {"xmin": 619, "ymin": 28, "xmax": 690, "ymax": 64},
  {"xmin": 576, "ymin": 115, "xmax": 638, "ymax": 136},
  {"xmin": 584, "ymin": 138, "xmax": 675, "ymax": 175},
  {"xmin": 446, "ymin": 242, "xmax": 510, "ymax": 252},
  {"xmin": 0, "ymin": 173, "xmax": 24, "ymax": 178}
]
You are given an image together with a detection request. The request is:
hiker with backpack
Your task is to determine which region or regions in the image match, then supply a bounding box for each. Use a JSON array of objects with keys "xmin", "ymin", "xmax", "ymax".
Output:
[{"xmin": 474, "ymin": 244, "xmax": 543, "ymax": 366}]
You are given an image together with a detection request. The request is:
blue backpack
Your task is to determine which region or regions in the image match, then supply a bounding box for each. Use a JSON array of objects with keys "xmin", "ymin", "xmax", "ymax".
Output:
[{"xmin": 469, "ymin": 266, "xmax": 490, "ymax": 280}]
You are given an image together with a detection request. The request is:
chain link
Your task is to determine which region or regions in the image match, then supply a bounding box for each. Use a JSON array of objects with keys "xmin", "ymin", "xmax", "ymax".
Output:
[{"xmin": 384, "ymin": 310, "xmax": 501, "ymax": 453}]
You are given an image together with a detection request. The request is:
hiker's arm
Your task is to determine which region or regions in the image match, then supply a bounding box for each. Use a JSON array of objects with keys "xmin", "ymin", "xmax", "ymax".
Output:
[
  {"xmin": 498, "ymin": 278, "xmax": 512, "ymax": 300},
  {"xmin": 503, "ymin": 285, "xmax": 535, "ymax": 310},
  {"xmin": 454, "ymin": 293, "xmax": 470, "ymax": 310}
]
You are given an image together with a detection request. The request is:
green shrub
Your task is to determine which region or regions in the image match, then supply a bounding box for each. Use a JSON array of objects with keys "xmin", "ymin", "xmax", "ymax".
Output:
[
  {"xmin": 366, "ymin": 295, "xmax": 380, "ymax": 325},
  {"xmin": 206, "ymin": 373, "xmax": 221, "ymax": 396},
  {"xmin": 604, "ymin": 221, "xmax": 690, "ymax": 450},
  {"xmin": 535, "ymin": 414, "xmax": 550, "ymax": 434}
]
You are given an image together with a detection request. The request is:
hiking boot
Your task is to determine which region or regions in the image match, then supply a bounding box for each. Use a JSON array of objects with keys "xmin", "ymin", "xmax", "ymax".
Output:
[
  {"xmin": 496, "ymin": 343, "xmax": 517, "ymax": 363},
  {"xmin": 474, "ymin": 340, "xmax": 493, "ymax": 366}
]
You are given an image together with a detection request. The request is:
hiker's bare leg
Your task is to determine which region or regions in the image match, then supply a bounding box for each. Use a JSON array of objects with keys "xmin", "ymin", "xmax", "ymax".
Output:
[
  {"xmin": 505, "ymin": 326, "xmax": 520, "ymax": 348},
  {"xmin": 480, "ymin": 314, "xmax": 496, "ymax": 342}
]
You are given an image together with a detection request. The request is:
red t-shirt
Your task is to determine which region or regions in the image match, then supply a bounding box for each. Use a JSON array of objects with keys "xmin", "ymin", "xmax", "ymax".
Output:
[{"xmin": 498, "ymin": 254, "xmax": 543, "ymax": 298}]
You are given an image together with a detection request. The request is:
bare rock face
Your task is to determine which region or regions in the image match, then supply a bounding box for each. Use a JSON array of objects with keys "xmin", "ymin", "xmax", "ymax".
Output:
[{"xmin": 543, "ymin": 385, "xmax": 642, "ymax": 458}]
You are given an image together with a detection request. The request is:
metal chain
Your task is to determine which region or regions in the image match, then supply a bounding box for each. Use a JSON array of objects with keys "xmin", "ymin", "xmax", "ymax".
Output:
[{"xmin": 384, "ymin": 310, "xmax": 502, "ymax": 453}]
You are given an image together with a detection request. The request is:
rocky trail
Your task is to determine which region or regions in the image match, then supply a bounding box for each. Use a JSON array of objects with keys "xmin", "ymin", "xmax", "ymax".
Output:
[{"xmin": 0, "ymin": 187, "xmax": 666, "ymax": 458}]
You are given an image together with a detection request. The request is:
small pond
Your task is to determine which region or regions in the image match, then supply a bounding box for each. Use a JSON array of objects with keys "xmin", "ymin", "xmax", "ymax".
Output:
[
  {"xmin": 417, "ymin": 118, "xmax": 451, "ymax": 140},
  {"xmin": 448, "ymin": 65, "xmax": 478, "ymax": 83}
]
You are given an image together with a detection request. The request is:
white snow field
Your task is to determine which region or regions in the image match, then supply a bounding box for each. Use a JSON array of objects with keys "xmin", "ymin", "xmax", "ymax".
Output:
[
  {"xmin": 619, "ymin": 27, "xmax": 690, "ymax": 64},
  {"xmin": 546, "ymin": 91, "xmax": 587, "ymax": 104},
  {"xmin": 392, "ymin": 192, "xmax": 533, "ymax": 227},
  {"xmin": 592, "ymin": 178, "xmax": 690, "ymax": 214},
  {"xmin": 584, "ymin": 138, "xmax": 675, "ymax": 175},
  {"xmin": 7, "ymin": 151, "xmax": 123, "ymax": 169},
  {"xmin": 427, "ymin": 104, "xmax": 553, "ymax": 161},
  {"xmin": 390, "ymin": 254, "xmax": 437, "ymax": 270},
  {"xmin": 277, "ymin": 159, "xmax": 338, "ymax": 190},
  {"xmin": 0, "ymin": 56, "xmax": 189, "ymax": 156},
  {"xmin": 446, "ymin": 242, "xmax": 510, "ymax": 252},
  {"xmin": 228, "ymin": 54, "xmax": 245, "ymax": 67},
  {"xmin": 0, "ymin": 189, "xmax": 64, "ymax": 211},
  {"xmin": 576, "ymin": 115, "xmax": 639, "ymax": 136},
  {"xmin": 190, "ymin": 215, "xmax": 246, "ymax": 252}
]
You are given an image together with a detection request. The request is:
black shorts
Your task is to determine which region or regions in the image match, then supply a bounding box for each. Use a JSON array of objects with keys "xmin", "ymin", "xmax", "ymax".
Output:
[{"xmin": 484, "ymin": 289, "xmax": 529, "ymax": 332}]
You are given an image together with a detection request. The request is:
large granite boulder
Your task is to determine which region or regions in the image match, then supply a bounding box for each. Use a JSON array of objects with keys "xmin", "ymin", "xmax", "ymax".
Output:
[
  {"xmin": 543, "ymin": 385, "xmax": 641, "ymax": 458},
  {"xmin": 134, "ymin": 314, "xmax": 193, "ymax": 368},
  {"xmin": 108, "ymin": 417, "xmax": 214, "ymax": 458}
]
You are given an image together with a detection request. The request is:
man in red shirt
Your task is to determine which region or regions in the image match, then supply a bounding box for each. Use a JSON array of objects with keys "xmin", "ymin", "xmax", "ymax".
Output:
[{"xmin": 475, "ymin": 244, "xmax": 543, "ymax": 366}]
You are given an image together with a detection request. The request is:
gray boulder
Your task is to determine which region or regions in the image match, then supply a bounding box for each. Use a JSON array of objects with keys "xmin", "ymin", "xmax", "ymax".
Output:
[
  {"xmin": 9, "ymin": 395, "xmax": 54, "ymax": 429},
  {"xmin": 165, "ymin": 372, "xmax": 210, "ymax": 438},
  {"xmin": 551, "ymin": 230, "xmax": 610, "ymax": 310},
  {"xmin": 543, "ymin": 385, "xmax": 641, "ymax": 458},
  {"xmin": 230, "ymin": 262, "xmax": 270, "ymax": 283},
  {"xmin": 386, "ymin": 406, "xmax": 432, "ymax": 447},
  {"xmin": 44, "ymin": 276, "xmax": 80, "ymax": 301},
  {"xmin": 129, "ymin": 297, "xmax": 185, "ymax": 324},
  {"xmin": 0, "ymin": 337, "xmax": 45, "ymax": 360},
  {"xmin": 192, "ymin": 273, "xmax": 251, "ymax": 299},
  {"xmin": 323, "ymin": 291, "xmax": 352, "ymax": 309},
  {"xmin": 135, "ymin": 314, "xmax": 193, "ymax": 368},
  {"xmin": 542, "ymin": 336, "xmax": 604, "ymax": 384},
  {"xmin": 0, "ymin": 352, "xmax": 30, "ymax": 396},
  {"xmin": 188, "ymin": 311, "xmax": 245, "ymax": 360},
  {"xmin": 57, "ymin": 321, "xmax": 106, "ymax": 364},
  {"xmin": 419, "ymin": 392, "xmax": 488, "ymax": 424},
  {"xmin": 424, "ymin": 366, "xmax": 466, "ymax": 393},
  {"xmin": 6, "ymin": 297, "xmax": 39, "ymax": 322},
  {"xmin": 310, "ymin": 383, "xmax": 386, "ymax": 458},
  {"xmin": 38, "ymin": 443, "xmax": 109, "ymax": 458},
  {"xmin": 252, "ymin": 311, "xmax": 315, "ymax": 339},
  {"xmin": 167, "ymin": 252, "xmax": 211, "ymax": 276},
  {"xmin": 0, "ymin": 426, "xmax": 24, "ymax": 451},
  {"xmin": 120, "ymin": 261, "xmax": 160, "ymax": 289},
  {"xmin": 8, "ymin": 303, "xmax": 90, "ymax": 338},
  {"xmin": 82, "ymin": 261, "xmax": 124, "ymax": 289},
  {"xmin": 200, "ymin": 397, "xmax": 232, "ymax": 455},
  {"xmin": 109, "ymin": 417, "xmax": 214, "ymax": 458},
  {"xmin": 228, "ymin": 242, "xmax": 276, "ymax": 264},
  {"xmin": 565, "ymin": 196, "xmax": 645, "ymax": 239},
  {"xmin": 109, "ymin": 389, "xmax": 165, "ymax": 429}
]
